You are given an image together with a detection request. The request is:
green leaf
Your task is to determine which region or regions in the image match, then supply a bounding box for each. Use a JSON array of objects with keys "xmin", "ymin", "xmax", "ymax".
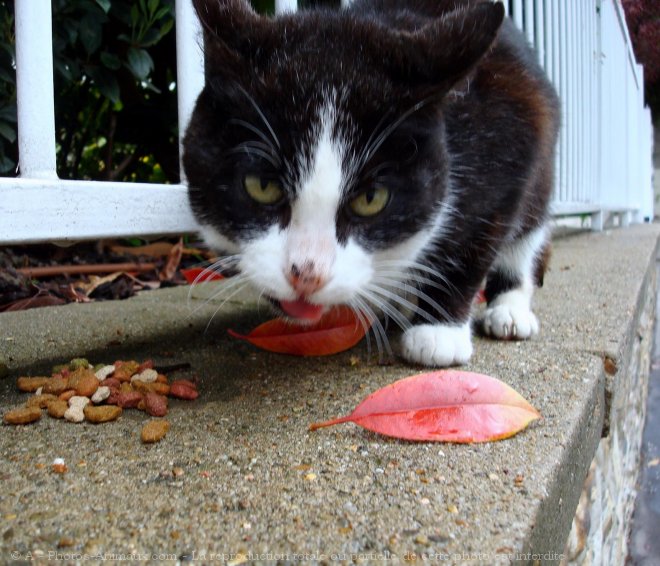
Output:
[
  {"xmin": 0, "ymin": 120, "xmax": 16, "ymax": 143},
  {"xmin": 158, "ymin": 18, "xmax": 174, "ymax": 40},
  {"xmin": 126, "ymin": 47, "xmax": 154, "ymax": 80},
  {"xmin": 88, "ymin": 67, "xmax": 121, "ymax": 104},
  {"xmin": 79, "ymin": 14, "xmax": 103, "ymax": 55},
  {"xmin": 94, "ymin": 0, "xmax": 111, "ymax": 13},
  {"xmin": 130, "ymin": 4, "xmax": 140, "ymax": 28},
  {"xmin": 0, "ymin": 106, "xmax": 17, "ymax": 123},
  {"xmin": 0, "ymin": 67, "xmax": 14, "ymax": 84},
  {"xmin": 0, "ymin": 151, "xmax": 15, "ymax": 174},
  {"xmin": 154, "ymin": 6, "xmax": 172, "ymax": 21},
  {"xmin": 100, "ymin": 51, "xmax": 121, "ymax": 70},
  {"xmin": 148, "ymin": 0, "xmax": 160, "ymax": 15}
]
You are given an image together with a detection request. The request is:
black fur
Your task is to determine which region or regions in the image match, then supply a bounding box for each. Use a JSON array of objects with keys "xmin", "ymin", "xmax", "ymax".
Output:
[{"xmin": 183, "ymin": 0, "xmax": 560, "ymax": 327}]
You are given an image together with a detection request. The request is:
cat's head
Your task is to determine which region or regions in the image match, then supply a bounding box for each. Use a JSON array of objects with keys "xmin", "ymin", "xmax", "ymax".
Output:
[{"xmin": 183, "ymin": 0, "xmax": 503, "ymax": 323}]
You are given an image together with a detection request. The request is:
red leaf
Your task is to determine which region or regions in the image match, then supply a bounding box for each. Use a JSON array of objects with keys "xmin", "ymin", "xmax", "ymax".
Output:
[
  {"xmin": 181, "ymin": 267, "xmax": 224, "ymax": 284},
  {"xmin": 228, "ymin": 305, "xmax": 369, "ymax": 356},
  {"xmin": 310, "ymin": 370, "xmax": 541, "ymax": 443}
]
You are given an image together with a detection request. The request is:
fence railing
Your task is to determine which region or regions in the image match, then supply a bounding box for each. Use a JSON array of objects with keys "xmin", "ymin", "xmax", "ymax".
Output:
[{"xmin": 0, "ymin": 0, "xmax": 654, "ymax": 244}]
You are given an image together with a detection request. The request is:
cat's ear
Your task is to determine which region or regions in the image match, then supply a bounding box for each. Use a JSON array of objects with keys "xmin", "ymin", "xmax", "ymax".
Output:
[
  {"xmin": 386, "ymin": 2, "xmax": 505, "ymax": 94},
  {"xmin": 192, "ymin": 0, "xmax": 274, "ymax": 79}
]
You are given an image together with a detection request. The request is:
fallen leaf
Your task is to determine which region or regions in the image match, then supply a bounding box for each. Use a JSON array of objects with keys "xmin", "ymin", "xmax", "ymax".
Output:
[
  {"xmin": 180, "ymin": 267, "xmax": 224, "ymax": 284},
  {"xmin": 309, "ymin": 370, "xmax": 541, "ymax": 443},
  {"xmin": 159, "ymin": 238, "xmax": 184, "ymax": 282},
  {"xmin": 228, "ymin": 305, "xmax": 369, "ymax": 356},
  {"xmin": 75, "ymin": 272, "xmax": 125, "ymax": 296},
  {"xmin": 0, "ymin": 291, "xmax": 66, "ymax": 312}
]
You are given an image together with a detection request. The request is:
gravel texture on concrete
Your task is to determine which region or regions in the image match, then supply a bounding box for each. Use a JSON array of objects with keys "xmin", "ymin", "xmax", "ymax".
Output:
[{"xmin": 0, "ymin": 224, "xmax": 658, "ymax": 565}]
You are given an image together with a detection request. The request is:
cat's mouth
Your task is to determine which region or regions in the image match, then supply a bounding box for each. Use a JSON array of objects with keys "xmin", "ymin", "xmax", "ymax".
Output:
[{"xmin": 270, "ymin": 297, "xmax": 326, "ymax": 324}]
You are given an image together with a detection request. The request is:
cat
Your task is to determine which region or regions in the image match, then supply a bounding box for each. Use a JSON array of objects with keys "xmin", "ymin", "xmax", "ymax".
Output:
[{"xmin": 182, "ymin": 0, "xmax": 560, "ymax": 367}]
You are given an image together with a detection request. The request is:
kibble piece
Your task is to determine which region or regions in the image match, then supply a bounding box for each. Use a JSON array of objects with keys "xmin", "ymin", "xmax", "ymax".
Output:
[
  {"xmin": 143, "ymin": 392, "xmax": 168, "ymax": 417},
  {"xmin": 4, "ymin": 406, "xmax": 42, "ymax": 425},
  {"xmin": 64, "ymin": 407, "xmax": 85, "ymax": 423},
  {"xmin": 42, "ymin": 377, "xmax": 69, "ymax": 395},
  {"xmin": 64, "ymin": 396, "xmax": 90, "ymax": 423},
  {"xmin": 58, "ymin": 390, "xmax": 76, "ymax": 402},
  {"xmin": 94, "ymin": 365, "xmax": 115, "ymax": 382},
  {"xmin": 84, "ymin": 405, "xmax": 122, "ymax": 423},
  {"xmin": 68, "ymin": 358, "xmax": 90, "ymax": 371},
  {"xmin": 67, "ymin": 368, "xmax": 99, "ymax": 397},
  {"xmin": 132, "ymin": 381, "xmax": 170, "ymax": 396},
  {"xmin": 91, "ymin": 386, "xmax": 111, "ymax": 404},
  {"xmin": 52, "ymin": 457, "xmax": 67, "ymax": 474},
  {"xmin": 46, "ymin": 399, "xmax": 68, "ymax": 419},
  {"xmin": 17, "ymin": 377, "xmax": 50, "ymax": 392},
  {"xmin": 113, "ymin": 360, "xmax": 140, "ymax": 382},
  {"xmin": 115, "ymin": 391, "xmax": 143, "ymax": 408},
  {"xmin": 26, "ymin": 393, "xmax": 58, "ymax": 409},
  {"xmin": 141, "ymin": 419, "xmax": 170, "ymax": 443},
  {"xmin": 170, "ymin": 381, "xmax": 199, "ymax": 400},
  {"xmin": 131, "ymin": 368, "xmax": 158, "ymax": 384}
]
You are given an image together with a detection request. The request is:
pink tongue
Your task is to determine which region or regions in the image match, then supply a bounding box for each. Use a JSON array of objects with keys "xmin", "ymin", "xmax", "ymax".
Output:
[{"xmin": 280, "ymin": 299, "xmax": 324, "ymax": 322}]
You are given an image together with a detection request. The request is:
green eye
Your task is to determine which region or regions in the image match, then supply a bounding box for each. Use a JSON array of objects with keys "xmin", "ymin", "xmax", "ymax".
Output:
[
  {"xmin": 244, "ymin": 175, "xmax": 284, "ymax": 205},
  {"xmin": 349, "ymin": 186, "xmax": 390, "ymax": 217}
]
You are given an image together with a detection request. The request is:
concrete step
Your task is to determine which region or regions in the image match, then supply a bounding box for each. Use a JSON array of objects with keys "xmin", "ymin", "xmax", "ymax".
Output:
[{"xmin": 1, "ymin": 224, "xmax": 658, "ymax": 564}]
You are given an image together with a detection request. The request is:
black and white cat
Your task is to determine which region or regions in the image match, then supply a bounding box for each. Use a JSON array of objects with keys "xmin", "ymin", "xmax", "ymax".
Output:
[{"xmin": 183, "ymin": 0, "xmax": 560, "ymax": 367}]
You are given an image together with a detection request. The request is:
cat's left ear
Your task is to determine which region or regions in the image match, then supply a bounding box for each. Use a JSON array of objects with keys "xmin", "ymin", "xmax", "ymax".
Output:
[
  {"xmin": 386, "ymin": 2, "xmax": 505, "ymax": 94},
  {"xmin": 192, "ymin": 0, "xmax": 275, "ymax": 81}
]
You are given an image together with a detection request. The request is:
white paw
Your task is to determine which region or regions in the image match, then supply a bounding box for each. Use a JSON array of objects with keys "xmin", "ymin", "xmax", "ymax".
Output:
[
  {"xmin": 400, "ymin": 322, "xmax": 473, "ymax": 367},
  {"xmin": 481, "ymin": 304, "xmax": 539, "ymax": 339}
]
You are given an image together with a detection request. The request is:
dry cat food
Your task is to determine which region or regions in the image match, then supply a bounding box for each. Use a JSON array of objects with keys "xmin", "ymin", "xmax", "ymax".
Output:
[
  {"xmin": 140, "ymin": 419, "xmax": 170, "ymax": 443},
  {"xmin": 3, "ymin": 358, "xmax": 198, "ymax": 443}
]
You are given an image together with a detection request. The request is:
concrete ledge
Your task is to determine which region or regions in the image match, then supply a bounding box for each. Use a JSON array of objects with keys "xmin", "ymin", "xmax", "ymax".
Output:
[{"xmin": 1, "ymin": 224, "xmax": 658, "ymax": 564}]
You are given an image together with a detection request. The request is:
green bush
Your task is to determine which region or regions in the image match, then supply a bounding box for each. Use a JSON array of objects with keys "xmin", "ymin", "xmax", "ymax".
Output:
[{"xmin": 0, "ymin": 0, "xmax": 342, "ymax": 181}]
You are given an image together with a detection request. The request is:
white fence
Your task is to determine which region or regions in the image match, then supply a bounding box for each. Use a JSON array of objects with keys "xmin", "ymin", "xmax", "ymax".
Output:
[{"xmin": 0, "ymin": 0, "xmax": 654, "ymax": 244}]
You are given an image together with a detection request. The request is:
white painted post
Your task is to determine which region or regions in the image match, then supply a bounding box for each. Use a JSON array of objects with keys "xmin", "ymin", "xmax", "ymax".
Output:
[
  {"xmin": 275, "ymin": 0, "xmax": 297, "ymax": 13},
  {"xmin": 534, "ymin": 0, "xmax": 545, "ymax": 68},
  {"xmin": 175, "ymin": 0, "xmax": 205, "ymax": 183},
  {"xmin": 523, "ymin": 0, "xmax": 534, "ymax": 45},
  {"xmin": 512, "ymin": 0, "xmax": 523, "ymax": 30},
  {"xmin": 14, "ymin": 0, "xmax": 57, "ymax": 179}
]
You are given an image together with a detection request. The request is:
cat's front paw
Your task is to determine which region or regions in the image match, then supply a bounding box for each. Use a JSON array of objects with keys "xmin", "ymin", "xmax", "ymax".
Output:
[
  {"xmin": 481, "ymin": 304, "xmax": 539, "ymax": 339},
  {"xmin": 400, "ymin": 323, "xmax": 473, "ymax": 367}
]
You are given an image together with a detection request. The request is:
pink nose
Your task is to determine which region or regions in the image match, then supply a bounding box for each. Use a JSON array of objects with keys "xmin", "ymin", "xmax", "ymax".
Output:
[{"xmin": 288, "ymin": 262, "xmax": 325, "ymax": 296}]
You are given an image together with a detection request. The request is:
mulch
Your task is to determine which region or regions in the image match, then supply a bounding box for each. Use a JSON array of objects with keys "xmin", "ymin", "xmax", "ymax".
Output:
[{"xmin": 0, "ymin": 237, "xmax": 217, "ymax": 313}]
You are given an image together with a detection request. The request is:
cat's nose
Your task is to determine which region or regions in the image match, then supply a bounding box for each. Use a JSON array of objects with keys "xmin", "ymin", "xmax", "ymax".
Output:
[{"xmin": 289, "ymin": 262, "xmax": 326, "ymax": 296}]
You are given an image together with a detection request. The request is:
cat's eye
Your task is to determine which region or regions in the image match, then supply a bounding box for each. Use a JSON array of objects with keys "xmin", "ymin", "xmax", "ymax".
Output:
[
  {"xmin": 349, "ymin": 186, "xmax": 390, "ymax": 217},
  {"xmin": 244, "ymin": 175, "xmax": 284, "ymax": 205}
]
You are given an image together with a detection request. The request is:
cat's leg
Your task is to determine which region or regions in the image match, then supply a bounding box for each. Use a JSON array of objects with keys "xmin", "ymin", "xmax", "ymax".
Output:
[
  {"xmin": 401, "ymin": 320, "xmax": 473, "ymax": 367},
  {"xmin": 400, "ymin": 252, "xmax": 487, "ymax": 367},
  {"xmin": 480, "ymin": 224, "xmax": 550, "ymax": 339}
]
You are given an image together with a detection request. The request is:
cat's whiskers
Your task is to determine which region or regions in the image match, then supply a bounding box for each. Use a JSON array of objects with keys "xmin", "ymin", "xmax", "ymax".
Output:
[
  {"xmin": 228, "ymin": 118, "xmax": 280, "ymax": 156},
  {"xmin": 236, "ymin": 85, "xmax": 281, "ymax": 150},
  {"xmin": 226, "ymin": 141, "xmax": 281, "ymax": 169},
  {"xmin": 352, "ymin": 95, "xmax": 438, "ymax": 174},
  {"xmin": 374, "ymin": 258, "xmax": 461, "ymax": 298},
  {"xmin": 350, "ymin": 294, "xmax": 393, "ymax": 362},
  {"xmin": 366, "ymin": 280, "xmax": 443, "ymax": 325},
  {"xmin": 203, "ymin": 277, "xmax": 252, "ymax": 334},
  {"xmin": 185, "ymin": 255, "xmax": 247, "ymax": 323},
  {"xmin": 185, "ymin": 254, "xmax": 241, "ymax": 303}
]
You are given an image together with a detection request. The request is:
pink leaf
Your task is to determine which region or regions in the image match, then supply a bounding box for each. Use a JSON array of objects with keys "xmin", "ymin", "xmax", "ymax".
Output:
[{"xmin": 310, "ymin": 370, "xmax": 540, "ymax": 443}]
